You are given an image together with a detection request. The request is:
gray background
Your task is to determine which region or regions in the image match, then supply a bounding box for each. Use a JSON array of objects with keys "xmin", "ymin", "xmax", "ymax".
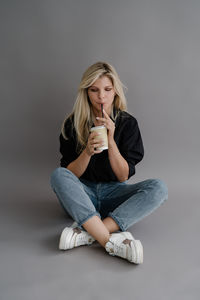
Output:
[{"xmin": 1, "ymin": 0, "xmax": 199, "ymax": 299}]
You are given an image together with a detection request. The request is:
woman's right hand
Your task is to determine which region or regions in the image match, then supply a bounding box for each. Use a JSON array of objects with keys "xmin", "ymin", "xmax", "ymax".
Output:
[{"xmin": 85, "ymin": 131, "xmax": 104, "ymax": 156}]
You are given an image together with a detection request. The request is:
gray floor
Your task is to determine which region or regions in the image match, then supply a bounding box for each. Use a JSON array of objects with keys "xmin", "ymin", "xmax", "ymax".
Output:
[{"xmin": 1, "ymin": 165, "xmax": 199, "ymax": 300}]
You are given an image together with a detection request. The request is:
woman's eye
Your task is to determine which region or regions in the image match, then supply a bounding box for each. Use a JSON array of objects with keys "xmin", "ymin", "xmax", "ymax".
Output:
[{"xmin": 90, "ymin": 89, "xmax": 112, "ymax": 92}]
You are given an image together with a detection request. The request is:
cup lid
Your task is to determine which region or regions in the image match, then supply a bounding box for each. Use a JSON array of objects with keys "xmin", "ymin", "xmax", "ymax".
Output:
[{"xmin": 90, "ymin": 125, "xmax": 106, "ymax": 130}]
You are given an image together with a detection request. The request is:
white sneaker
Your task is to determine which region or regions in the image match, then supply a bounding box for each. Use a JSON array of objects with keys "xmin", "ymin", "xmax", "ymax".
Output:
[
  {"xmin": 59, "ymin": 222, "xmax": 95, "ymax": 250},
  {"xmin": 105, "ymin": 232, "xmax": 143, "ymax": 264}
]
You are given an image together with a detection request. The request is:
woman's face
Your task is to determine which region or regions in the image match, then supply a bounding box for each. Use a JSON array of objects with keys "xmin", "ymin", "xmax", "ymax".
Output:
[{"xmin": 87, "ymin": 76, "xmax": 116, "ymax": 116}]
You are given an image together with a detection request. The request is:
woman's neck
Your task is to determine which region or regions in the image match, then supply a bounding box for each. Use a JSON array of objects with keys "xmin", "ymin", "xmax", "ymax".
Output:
[
  {"xmin": 92, "ymin": 107, "xmax": 111, "ymax": 118},
  {"xmin": 91, "ymin": 108, "xmax": 108, "ymax": 126}
]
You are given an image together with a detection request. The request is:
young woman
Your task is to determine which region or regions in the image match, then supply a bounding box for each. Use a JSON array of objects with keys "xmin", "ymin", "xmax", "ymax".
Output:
[{"xmin": 50, "ymin": 61, "xmax": 168, "ymax": 264}]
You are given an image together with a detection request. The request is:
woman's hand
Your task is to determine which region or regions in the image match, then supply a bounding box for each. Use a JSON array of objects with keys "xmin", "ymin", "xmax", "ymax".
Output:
[
  {"xmin": 96, "ymin": 109, "xmax": 115, "ymax": 143},
  {"xmin": 85, "ymin": 131, "xmax": 104, "ymax": 156}
]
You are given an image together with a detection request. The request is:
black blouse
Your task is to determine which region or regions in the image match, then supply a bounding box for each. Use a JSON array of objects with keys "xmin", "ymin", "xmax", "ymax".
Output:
[{"xmin": 59, "ymin": 110, "xmax": 144, "ymax": 182}]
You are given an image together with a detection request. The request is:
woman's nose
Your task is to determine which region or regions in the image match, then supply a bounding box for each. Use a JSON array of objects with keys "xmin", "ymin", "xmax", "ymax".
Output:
[{"xmin": 98, "ymin": 91, "xmax": 105, "ymax": 98}]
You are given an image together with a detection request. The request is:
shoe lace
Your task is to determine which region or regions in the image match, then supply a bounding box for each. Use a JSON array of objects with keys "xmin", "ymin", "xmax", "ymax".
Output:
[
  {"xmin": 108, "ymin": 239, "xmax": 133, "ymax": 259},
  {"xmin": 73, "ymin": 228, "xmax": 94, "ymax": 246}
]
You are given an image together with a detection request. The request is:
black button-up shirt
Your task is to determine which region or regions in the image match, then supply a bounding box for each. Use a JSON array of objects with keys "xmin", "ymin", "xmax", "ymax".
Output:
[{"xmin": 59, "ymin": 110, "xmax": 144, "ymax": 182}]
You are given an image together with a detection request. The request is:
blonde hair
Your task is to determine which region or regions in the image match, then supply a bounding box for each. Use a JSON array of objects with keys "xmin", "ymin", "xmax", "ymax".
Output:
[{"xmin": 61, "ymin": 61, "xmax": 128, "ymax": 153}]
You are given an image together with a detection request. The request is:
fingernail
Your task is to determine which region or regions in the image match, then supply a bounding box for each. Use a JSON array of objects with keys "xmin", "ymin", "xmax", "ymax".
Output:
[{"xmin": 96, "ymin": 117, "xmax": 99, "ymax": 119}]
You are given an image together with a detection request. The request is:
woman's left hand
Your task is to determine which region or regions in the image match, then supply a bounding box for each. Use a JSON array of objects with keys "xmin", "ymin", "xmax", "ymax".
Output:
[{"xmin": 96, "ymin": 109, "xmax": 115, "ymax": 142}]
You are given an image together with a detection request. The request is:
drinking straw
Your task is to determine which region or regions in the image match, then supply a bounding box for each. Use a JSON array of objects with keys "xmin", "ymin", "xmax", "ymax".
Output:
[{"xmin": 101, "ymin": 104, "xmax": 104, "ymax": 118}]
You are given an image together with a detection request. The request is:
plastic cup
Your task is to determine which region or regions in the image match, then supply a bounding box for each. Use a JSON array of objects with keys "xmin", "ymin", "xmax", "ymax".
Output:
[{"xmin": 90, "ymin": 125, "xmax": 108, "ymax": 151}]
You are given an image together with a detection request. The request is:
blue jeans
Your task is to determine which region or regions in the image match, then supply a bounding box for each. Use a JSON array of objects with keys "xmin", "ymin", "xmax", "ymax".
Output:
[{"xmin": 50, "ymin": 167, "xmax": 168, "ymax": 232}]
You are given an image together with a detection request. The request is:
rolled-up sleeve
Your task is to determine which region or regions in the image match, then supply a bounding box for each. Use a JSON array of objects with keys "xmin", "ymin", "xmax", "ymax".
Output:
[
  {"xmin": 59, "ymin": 134, "xmax": 77, "ymax": 168},
  {"xmin": 119, "ymin": 118, "xmax": 144, "ymax": 179},
  {"xmin": 59, "ymin": 118, "xmax": 78, "ymax": 168}
]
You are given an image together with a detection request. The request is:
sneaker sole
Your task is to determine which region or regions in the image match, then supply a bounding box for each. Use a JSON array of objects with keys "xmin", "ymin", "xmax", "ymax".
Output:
[
  {"xmin": 121, "ymin": 232, "xmax": 143, "ymax": 264},
  {"xmin": 59, "ymin": 227, "xmax": 74, "ymax": 250}
]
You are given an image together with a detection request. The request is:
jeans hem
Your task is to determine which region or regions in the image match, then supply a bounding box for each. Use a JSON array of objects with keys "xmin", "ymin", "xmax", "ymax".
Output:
[
  {"xmin": 108, "ymin": 212, "xmax": 126, "ymax": 232},
  {"xmin": 78, "ymin": 212, "xmax": 102, "ymax": 229}
]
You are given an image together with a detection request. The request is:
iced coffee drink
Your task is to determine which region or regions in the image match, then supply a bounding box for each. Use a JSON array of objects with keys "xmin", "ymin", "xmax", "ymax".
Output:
[{"xmin": 90, "ymin": 125, "xmax": 108, "ymax": 151}]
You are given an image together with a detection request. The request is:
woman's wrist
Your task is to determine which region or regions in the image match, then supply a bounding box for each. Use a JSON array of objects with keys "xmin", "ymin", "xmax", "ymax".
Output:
[
  {"xmin": 83, "ymin": 147, "xmax": 92, "ymax": 158},
  {"xmin": 108, "ymin": 137, "xmax": 115, "ymax": 147}
]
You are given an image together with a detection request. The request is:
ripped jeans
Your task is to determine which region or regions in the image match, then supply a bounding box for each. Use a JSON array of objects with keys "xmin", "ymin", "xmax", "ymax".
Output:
[{"xmin": 50, "ymin": 167, "xmax": 168, "ymax": 231}]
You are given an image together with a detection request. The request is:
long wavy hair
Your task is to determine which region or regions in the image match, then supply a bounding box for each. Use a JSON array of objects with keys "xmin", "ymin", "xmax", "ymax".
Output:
[{"xmin": 61, "ymin": 61, "xmax": 128, "ymax": 153}]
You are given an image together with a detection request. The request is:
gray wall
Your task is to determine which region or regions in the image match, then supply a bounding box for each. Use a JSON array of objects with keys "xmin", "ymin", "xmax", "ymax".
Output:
[{"xmin": 1, "ymin": 0, "xmax": 199, "ymax": 188}]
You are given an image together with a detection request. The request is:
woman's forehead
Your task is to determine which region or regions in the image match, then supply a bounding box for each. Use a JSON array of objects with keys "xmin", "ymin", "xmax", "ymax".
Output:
[{"xmin": 90, "ymin": 76, "xmax": 113, "ymax": 87}]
